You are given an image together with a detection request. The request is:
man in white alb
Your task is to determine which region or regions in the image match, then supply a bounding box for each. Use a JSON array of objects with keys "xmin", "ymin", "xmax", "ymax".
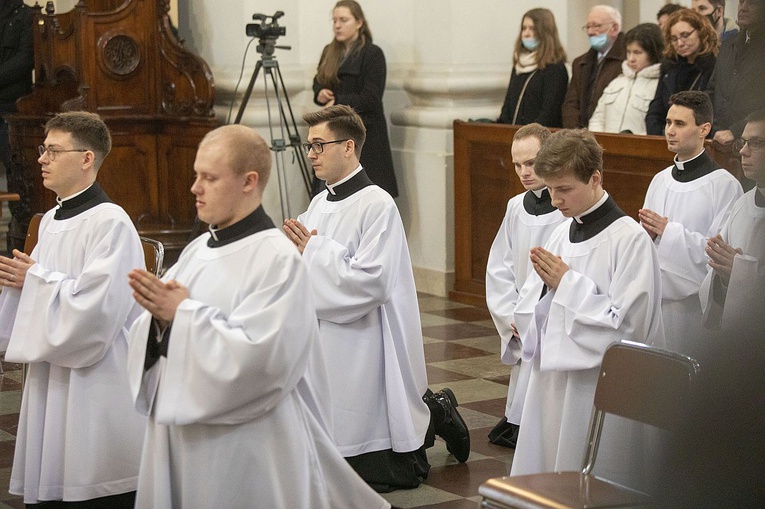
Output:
[
  {"xmin": 511, "ymin": 129, "xmax": 665, "ymax": 491},
  {"xmin": 0, "ymin": 111, "xmax": 146, "ymax": 507},
  {"xmin": 126, "ymin": 124, "xmax": 390, "ymax": 509},
  {"xmin": 639, "ymin": 91, "xmax": 742, "ymax": 355},
  {"xmin": 283, "ymin": 105, "xmax": 469, "ymax": 493},
  {"xmin": 485, "ymin": 123, "xmax": 565, "ymax": 449}
]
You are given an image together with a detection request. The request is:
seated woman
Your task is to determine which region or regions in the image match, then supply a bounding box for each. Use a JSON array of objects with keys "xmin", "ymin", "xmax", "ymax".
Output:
[
  {"xmin": 645, "ymin": 8, "xmax": 718, "ymax": 135},
  {"xmin": 497, "ymin": 8, "xmax": 568, "ymax": 127},
  {"xmin": 589, "ymin": 23, "xmax": 664, "ymax": 135}
]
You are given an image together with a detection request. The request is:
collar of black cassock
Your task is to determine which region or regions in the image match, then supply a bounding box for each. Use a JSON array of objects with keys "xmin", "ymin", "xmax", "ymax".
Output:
[
  {"xmin": 672, "ymin": 150, "xmax": 719, "ymax": 183},
  {"xmin": 756, "ymin": 187, "xmax": 765, "ymax": 208},
  {"xmin": 207, "ymin": 205, "xmax": 275, "ymax": 248},
  {"xmin": 326, "ymin": 169, "xmax": 375, "ymax": 202},
  {"xmin": 54, "ymin": 182, "xmax": 112, "ymax": 220},
  {"xmin": 523, "ymin": 188, "xmax": 557, "ymax": 216},
  {"xmin": 569, "ymin": 195, "xmax": 626, "ymax": 243}
]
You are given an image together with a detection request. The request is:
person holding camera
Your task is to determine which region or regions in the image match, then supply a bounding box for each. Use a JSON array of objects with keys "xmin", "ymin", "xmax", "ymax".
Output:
[
  {"xmin": 496, "ymin": 8, "xmax": 568, "ymax": 127},
  {"xmin": 312, "ymin": 1, "xmax": 397, "ymax": 198}
]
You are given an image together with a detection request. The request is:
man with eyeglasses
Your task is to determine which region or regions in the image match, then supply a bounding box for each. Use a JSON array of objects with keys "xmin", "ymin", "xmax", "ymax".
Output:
[
  {"xmin": 708, "ymin": 0, "xmax": 765, "ymax": 156},
  {"xmin": 283, "ymin": 105, "xmax": 470, "ymax": 492},
  {"xmin": 0, "ymin": 111, "xmax": 146, "ymax": 507},
  {"xmin": 701, "ymin": 109, "xmax": 765, "ymax": 332},
  {"xmin": 639, "ymin": 91, "xmax": 743, "ymax": 357},
  {"xmin": 562, "ymin": 4, "xmax": 626, "ymax": 128}
]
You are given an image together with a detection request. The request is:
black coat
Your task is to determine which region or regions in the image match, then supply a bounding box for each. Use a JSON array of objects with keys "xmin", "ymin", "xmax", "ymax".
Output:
[
  {"xmin": 497, "ymin": 61, "xmax": 568, "ymax": 127},
  {"xmin": 313, "ymin": 42, "xmax": 398, "ymax": 198},
  {"xmin": 0, "ymin": 0, "xmax": 33, "ymax": 113},
  {"xmin": 645, "ymin": 53, "xmax": 716, "ymax": 135},
  {"xmin": 707, "ymin": 28, "xmax": 765, "ymax": 137}
]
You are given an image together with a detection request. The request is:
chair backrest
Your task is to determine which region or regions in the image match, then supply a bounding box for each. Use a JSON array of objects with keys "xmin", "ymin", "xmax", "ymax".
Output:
[
  {"xmin": 140, "ymin": 237, "xmax": 165, "ymax": 276},
  {"xmin": 582, "ymin": 341, "xmax": 699, "ymax": 474},
  {"xmin": 23, "ymin": 213, "xmax": 45, "ymax": 255}
]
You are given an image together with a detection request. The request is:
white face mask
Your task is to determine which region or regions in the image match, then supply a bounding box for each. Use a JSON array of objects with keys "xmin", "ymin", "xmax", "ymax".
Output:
[{"xmin": 522, "ymin": 37, "xmax": 540, "ymax": 51}]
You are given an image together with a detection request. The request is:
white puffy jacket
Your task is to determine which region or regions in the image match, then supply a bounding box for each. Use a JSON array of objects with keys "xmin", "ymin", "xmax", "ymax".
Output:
[{"xmin": 588, "ymin": 61, "xmax": 661, "ymax": 135}]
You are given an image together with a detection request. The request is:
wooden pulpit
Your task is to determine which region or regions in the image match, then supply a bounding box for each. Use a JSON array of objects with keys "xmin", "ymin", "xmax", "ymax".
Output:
[{"xmin": 5, "ymin": 0, "xmax": 217, "ymax": 263}]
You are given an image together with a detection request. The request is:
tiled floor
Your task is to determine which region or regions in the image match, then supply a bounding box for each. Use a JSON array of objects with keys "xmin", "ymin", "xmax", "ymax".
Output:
[{"xmin": 0, "ymin": 293, "xmax": 513, "ymax": 508}]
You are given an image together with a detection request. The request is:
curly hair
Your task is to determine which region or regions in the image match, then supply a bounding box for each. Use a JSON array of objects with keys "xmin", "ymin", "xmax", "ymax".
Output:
[{"xmin": 663, "ymin": 8, "xmax": 719, "ymax": 60}]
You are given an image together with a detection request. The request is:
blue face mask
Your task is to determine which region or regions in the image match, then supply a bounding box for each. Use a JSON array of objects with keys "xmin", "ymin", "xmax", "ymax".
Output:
[
  {"xmin": 521, "ymin": 37, "xmax": 539, "ymax": 51},
  {"xmin": 589, "ymin": 32, "xmax": 609, "ymax": 51}
]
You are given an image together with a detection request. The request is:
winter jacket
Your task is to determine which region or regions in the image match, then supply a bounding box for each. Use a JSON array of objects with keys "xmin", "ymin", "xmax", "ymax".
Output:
[{"xmin": 589, "ymin": 61, "xmax": 661, "ymax": 135}]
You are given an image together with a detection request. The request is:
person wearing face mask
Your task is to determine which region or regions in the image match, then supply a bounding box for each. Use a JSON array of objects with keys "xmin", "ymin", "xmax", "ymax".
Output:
[
  {"xmin": 562, "ymin": 5, "xmax": 626, "ymax": 128},
  {"xmin": 313, "ymin": 1, "xmax": 397, "ymax": 198},
  {"xmin": 692, "ymin": 0, "xmax": 739, "ymax": 43},
  {"xmin": 645, "ymin": 9, "xmax": 719, "ymax": 135},
  {"xmin": 589, "ymin": 23, "xmax": 664, "ymax": 135},
  {"xmin": 496, "ymin": 8, "xmax": 568, "ymax": 127}
]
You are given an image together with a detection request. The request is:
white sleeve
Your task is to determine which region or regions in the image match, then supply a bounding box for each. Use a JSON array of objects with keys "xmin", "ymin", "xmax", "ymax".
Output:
[
  {"xmin": 486, "ymin": 203, "xmax": 521, "ymax": 364},
  {"xmin": 655, "ymin": 177, "xmax": 742, "ymax": 300},
  {"xmin": 145, "ymin": 250, "xmax": 320, "ymax": 426},
  {"xmin": 301, "ymin": 203, "xmax": 406, "ymax": 324},
  {"xmin": 5, "ymin": 217, "xmax": 143, "ymax": 368},
  {"xmin": 539, "ymin": 234, "xmax": 663, "ymax": 371}
]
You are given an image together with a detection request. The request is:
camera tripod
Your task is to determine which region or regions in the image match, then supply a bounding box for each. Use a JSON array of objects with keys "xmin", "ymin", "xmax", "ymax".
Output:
[{"xmin": 234, "ymin": 37, "xmax": 313, "ymax": 218}]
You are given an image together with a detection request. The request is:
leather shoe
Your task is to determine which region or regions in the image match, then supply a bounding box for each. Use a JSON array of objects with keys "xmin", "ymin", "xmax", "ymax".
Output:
[{"xmin": 432, "ymin": 388, "xmax": 470, "ymax": 462}]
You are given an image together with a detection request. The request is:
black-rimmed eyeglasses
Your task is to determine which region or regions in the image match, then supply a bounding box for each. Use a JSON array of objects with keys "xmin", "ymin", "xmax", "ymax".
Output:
[
  {"xmin": 301, "ymin": 139, "xmax": 350, "ymax": 155},
  {"xmin": 734, "ymin": 138, "xmax": 765, "ymax": 151},
  {"xmin": 38, "ymin": 144, "xmax": 89, "ymax": 161}
]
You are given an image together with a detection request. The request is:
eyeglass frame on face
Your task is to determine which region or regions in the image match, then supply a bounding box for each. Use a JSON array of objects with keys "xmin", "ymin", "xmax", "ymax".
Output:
[
  {"xmin": 301, "ymin": 139, "xmax": 351, "ymax": 155},
  {"xmin": 733, "ymin": 137, "xmax": 765, "ymax": 151},
  {"xmin": 669, "ymin": 29, "xmax": 696, "ymax": 45},
  {"xmin": 581, "ymin": 22, "xmax": 614, "ymax": 32},
  {"xmin": 38, "ymin": 144, "xmax": 89, "ymax": 161}
]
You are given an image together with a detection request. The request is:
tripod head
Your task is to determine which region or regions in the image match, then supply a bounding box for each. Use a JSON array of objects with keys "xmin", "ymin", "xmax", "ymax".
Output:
[{"xmin": 246, "ymin": 11, "xmax": 291, "ymax": 59}]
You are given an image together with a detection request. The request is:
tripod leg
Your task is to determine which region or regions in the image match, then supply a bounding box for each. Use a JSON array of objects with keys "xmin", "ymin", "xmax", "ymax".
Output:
[{"xmin": 234, "ymin": 60, "xmax": 263, "ymax": 125}]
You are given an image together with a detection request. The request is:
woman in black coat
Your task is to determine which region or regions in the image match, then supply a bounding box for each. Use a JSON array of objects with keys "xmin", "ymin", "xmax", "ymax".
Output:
[
  {"xmin": 313, "ymin": 0, "xmax": 397, "ymax": 197},
  {"xmin": 645, "ymin": 9, "xmax": 718, "ymax": 135},
  {"xmin": 497, "ymin": 8, "xmax": 568, "ymax": 127}
]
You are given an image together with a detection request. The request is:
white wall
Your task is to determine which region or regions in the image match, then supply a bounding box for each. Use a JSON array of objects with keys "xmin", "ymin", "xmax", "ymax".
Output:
[{"xmin": 178, "ymin": 1, "xmax": 681, "ymax": 295}]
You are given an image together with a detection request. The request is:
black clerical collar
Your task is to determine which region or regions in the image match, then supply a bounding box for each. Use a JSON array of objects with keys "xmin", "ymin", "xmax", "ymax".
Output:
[
  {"xmin": 207, "ymin": 205, "xmax": 275, "ymax": 248},
  {"xmin": 756, "ymin": 187, "xmax": 765, "ymax": 208},
  {"xmin": 54, "ymin": 182, "xmax": 112, "ymax": 220},
  {"xmin": 672, "ymin": 150, "xmax": 719, "ymax": 182},
  {"xmin": 325, "ymin": 168, "xmax": 375, "ymax": 202},
  {"xmin": 523, "ymin": 188, "xmax": 557, "ymax": 216},
  {"xmin": 569, "ymin": 195, "xmax": 626, "ymax": 243}
]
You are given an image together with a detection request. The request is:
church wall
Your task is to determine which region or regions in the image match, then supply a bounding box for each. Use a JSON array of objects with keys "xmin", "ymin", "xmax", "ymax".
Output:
[{"xmin": 173, "ymin": 0, "xmax": 675, "ymax": 296}]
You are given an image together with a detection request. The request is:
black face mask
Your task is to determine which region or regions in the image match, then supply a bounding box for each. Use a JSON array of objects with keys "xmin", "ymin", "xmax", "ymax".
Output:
[{"xmin": 706, "ymin": 11, "xmax": 720, "ymax": 28}]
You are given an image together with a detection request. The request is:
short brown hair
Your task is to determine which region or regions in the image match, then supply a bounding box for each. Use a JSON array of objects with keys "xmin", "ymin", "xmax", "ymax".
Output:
[
  {"xmin": 669, "ymin": 91, "xmax": 714, "ymax": 126},
  {"xmin": 303, "ymin": 105, "xmax": 367, "ymax": 158},
  {"xmin": 535, "ymin": 129, "xmax": 603, "ymax": 184},
  {"xmin": 199, "ymin": 125, "xmax": 272, "ymax": 189},
  {"xmin": 513, "ymin": 123, "xmax": 551, "ymax": 145},
  {"xmin": 44, "ymin": 112, "xmax": 111, "ymax": 170}
]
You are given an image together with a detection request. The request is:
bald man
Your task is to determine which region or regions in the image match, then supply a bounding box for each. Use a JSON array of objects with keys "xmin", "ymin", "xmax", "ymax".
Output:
[{"xmin": 126, "ymin": 125, "xmax": 390, "ymax": 509}]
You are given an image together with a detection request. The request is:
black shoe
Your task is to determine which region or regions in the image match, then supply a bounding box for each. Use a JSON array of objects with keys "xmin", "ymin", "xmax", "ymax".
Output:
[
  {"xmin": 487, "ymin": 417, "xmax": 519, "ymax": 449},
  {"xmin": 431, "ymin": 388, "xmax": 470, "ymax": 462}
]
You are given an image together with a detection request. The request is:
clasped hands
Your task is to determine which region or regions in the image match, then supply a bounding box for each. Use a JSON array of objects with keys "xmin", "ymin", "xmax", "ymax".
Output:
[
  {"xmin": 530, "ymin": 246, "xmax": 568, "ymax": 291},
  {"xmin": 706, "ymin": 234, "xmax": 742, "ymax": 286},
  {"xmin": 0, "ymin": 250, "xmax": 34, "ymax": 289},
  {"xmin": 128, "ymin": 269, "xmax": 189, "ymax": 325},
  {"xmin": 282, "ymin": 219, "xmax": 317, "ymax": 254}
]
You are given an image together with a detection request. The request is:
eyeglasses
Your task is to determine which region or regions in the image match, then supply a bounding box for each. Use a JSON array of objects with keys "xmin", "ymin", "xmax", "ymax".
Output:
[
  {"xmin": 38, "ymin": 144, "xmax": 88, "ymax": 160},
  {"xmin": 670, "ymin": 29, "xmax": 696, "ymax": 44},
  {"xmin": 733, "ymin": 137, "xmax": 765, "ymax": 151},
  {"xmin": 301, "ymin": 139, "xmax": 350, "ymax": 155},
  {"xmin": 581, "ymin": 22, "xmax": 613, "ymax": 32}
]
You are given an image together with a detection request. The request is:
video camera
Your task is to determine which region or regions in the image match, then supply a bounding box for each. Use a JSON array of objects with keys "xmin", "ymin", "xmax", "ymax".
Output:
[{"xmin": 246, "ymin": 11, "xmax": 286, "ymax": 39}]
